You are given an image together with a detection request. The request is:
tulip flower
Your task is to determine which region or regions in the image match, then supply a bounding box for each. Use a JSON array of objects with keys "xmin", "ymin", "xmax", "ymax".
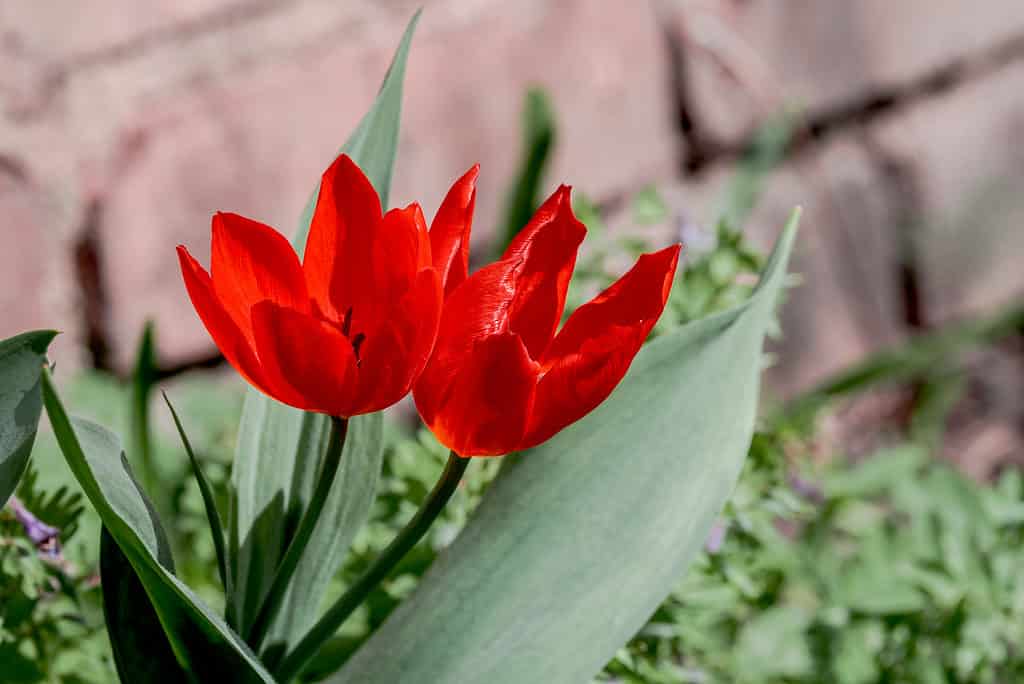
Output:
[
  {"xmin": 415, "ymin": 181, "xmax": 681, "ymax": 456},
  {"xmin": 177, "ymin": 154, "xmax": 444, "ymax": 418}
]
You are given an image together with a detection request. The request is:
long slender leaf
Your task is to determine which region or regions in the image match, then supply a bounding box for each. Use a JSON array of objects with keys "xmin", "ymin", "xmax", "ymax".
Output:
[
  {"xmin": 41, "ymin": 372, "xmax": 276, "ymax": 682},
  {"xmin": 164, "ymin": 392, "xmax": 231, "ymax": 603},
  {"xmin": 335, "ymin": 212, "xmax": 800, "ymax": 684},
  {"xmin": 0, "ymin": 330, "xmax": 57, "ymax": 506},
  {"xmin": 230, "ymin": 12, "xmax": 416, "ymax": 652},
  {"xmin": 129, "ymin": 322, "xmax": 159, "ymax": 497}
]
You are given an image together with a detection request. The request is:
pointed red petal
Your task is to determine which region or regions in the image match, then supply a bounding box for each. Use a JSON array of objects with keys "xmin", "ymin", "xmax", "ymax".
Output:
[
  {"xmin": 250, "ymin": 301, "xmax": 358, "ymax": 416},
  {"xmin": 209, "ymin": 212, "xmax": 308, "ymax": 344},
  {"xmin": 177, "ymin": 246, "xmax": 272, "ymax": 396},
  {"xmin": 415, "ymin": 332, "xmax": 538, "ymax": 457},
  {"xmin": 351, "ymin": 268, "xmax": 443, "ymax": 415},
  {"xmin": 500, "ymin": 186, "xmax": 586, "ymax": 360},
  {"xmin": 415, "ymin": 258, "xmax": 521, "ymax": 415},
  {"xmin": 352, "ymin": 203, "xmax": 430, "ymax": 334},
  {"xmin": 521, "ymin": 245, "xmax": 680, "ymax": 449},
  {"xmin": 303, "ymin": 154, "xmax": 383, "ymax": 321},
  {"xmin": 430, "ymin": 164, "xmax": 479, "ymax": 297}
]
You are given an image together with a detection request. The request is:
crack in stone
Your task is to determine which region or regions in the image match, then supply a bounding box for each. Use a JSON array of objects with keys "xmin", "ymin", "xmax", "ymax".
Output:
[
  {"xmin": 670, "ymin": 30, "xmax": 1024, "ymax": 176},
  {"xmin": 4, "ymin": 0, "xmax": 298, "ymax": 121},
  {"xmin": 72, "ymin": 199, "xmax": 113, "ymax": 371}
]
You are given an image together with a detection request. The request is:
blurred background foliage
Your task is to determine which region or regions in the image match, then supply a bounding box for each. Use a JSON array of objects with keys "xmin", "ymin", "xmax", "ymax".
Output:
[{"xmin": 3, "ymin": 86, "xmax": 1022, "ymax": 683}]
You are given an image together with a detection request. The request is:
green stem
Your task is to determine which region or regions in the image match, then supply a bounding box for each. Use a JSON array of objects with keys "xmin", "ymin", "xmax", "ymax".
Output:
[
  {"xmin": 246, "ymin": 416, "xmax": 348, "ymax": 650},
  {"xmin": 274, "ymin": 450, "xmax": 469, "ymax": 683}
]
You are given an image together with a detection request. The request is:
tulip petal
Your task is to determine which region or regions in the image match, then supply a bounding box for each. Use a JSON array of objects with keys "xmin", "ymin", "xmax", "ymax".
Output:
[
  {"xmin": 250, "ymin": 301, "xmax": 358, "ymax": 417},
  {"xmin": 522, "ymin": 245, "xmax": 681, "ymax": 449},
  {"xmin": 177, "ymin": 247, "xmax": 271, "ymax": 396},
  {"xmin": 352, "ymin": 203, "xmax": 431, "ymax": 334},
  {"xmin": 500, "ymin": 186, "xmax": 586, "ymax": 359},
  {"xmin": 430, "ymin": 165, "xmax": 479, "ymax": 297},
  {"xmin": 210, "ymin": 212, "xmax": 309, "ymax": 344},
  {"xmin": 352, "ymin": 268, "xmax": 442, "ymax": 415},
  {"xmin": 416, "ymin": 333, "xmax": 538, "ymax": 457},
  {"xmin": 415, "ymin": 258, "xmax": 521, "ymax": 415},
  {"xmin": 303, "ymin": 154, "xmax": 383, "ymax": 322}
]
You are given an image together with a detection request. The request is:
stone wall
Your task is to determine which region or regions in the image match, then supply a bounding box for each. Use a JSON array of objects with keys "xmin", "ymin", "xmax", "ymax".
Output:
[{"xmin": 2, "ymin": 0, "xmax": 1022, "ymax": 395}]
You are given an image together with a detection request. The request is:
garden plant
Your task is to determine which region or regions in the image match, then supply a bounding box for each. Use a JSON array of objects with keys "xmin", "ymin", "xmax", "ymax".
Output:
[{"xmin": 3, "ymin": 9, "xmax": 1021, "ymax": 684}]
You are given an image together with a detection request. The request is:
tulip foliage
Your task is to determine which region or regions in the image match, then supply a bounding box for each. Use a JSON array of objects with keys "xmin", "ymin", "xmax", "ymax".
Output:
[{"xmin": 0, "ymin": 10, "xmax": 799, "ymax": 683}]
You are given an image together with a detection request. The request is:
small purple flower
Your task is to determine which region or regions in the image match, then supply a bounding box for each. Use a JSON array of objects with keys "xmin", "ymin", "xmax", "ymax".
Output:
[
  {"xmin": 788, "ymin": 473, "xmax": 824, "ymax": 504},
  {"xmin": 704, "ymin": 520, "xmax": 728, "ymax": 554},
  {"xmin": 8, "ymin": 496, "xmax": 60, "ymax": 547}
]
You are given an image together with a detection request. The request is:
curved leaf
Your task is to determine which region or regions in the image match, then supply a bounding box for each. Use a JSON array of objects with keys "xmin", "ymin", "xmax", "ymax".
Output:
[
  {"xmin": 0, "ymin": 330, "xmax": 57, "ymax": 506},
  {"xmin": 335, "ymin": 212, "xmax": 800, "ymax": 684},
  {"xmin": 41, "ymin": 374, "xmax": 275, "ymax": 682},
  {"xmin": 101, "ymin": 527, "xmax": 189, "ymax": 683},
  {"xmin": 230, "ymin": 12, "xmax": 417, "ymax": 652}
]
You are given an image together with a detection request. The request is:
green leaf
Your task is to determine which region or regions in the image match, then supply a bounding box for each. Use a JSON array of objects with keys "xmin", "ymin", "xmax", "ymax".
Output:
[
  {"xmin": 129, "ymin": 322, "xmax": 159, "ymax": 498},
  {"xmin": 735, "ymin": 606, "xmax": 813, "ymax": 679},
  {"xmin": 101, "ymin": 527, "xmax": 189, "ymax": 683},
  {"xmin": 0, "ymin": 330, "xmax": 57, "ymax": 507},
  {"xmin": 291, "ymin": 11, "xmax": 419, "ymax": 254},
  {"xmin": 40, "ymin": 371, "xmax": 275, "ymax": 682},
  {"xmin": 497, "ymin": 86, "xmax": 557, "ymax": 256},
  {"xmin": 230, "ymin": 12, "xmax": 415, "ymax": 651},
  {"xmin": 164, "ymin": 392, "xmax": 231, "ymax": 603},
  {"xmin": 335, "ymin": 211, "xmax": 800, "ymax": 684}
]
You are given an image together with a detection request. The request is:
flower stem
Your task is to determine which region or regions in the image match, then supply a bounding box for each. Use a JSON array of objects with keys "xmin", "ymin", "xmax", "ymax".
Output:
[
  {"xmin": 273, "ymin": 450, "xmax": 469, "ymax": 682},
  {"xmin": 246, "ymin": 416, "xmax": 348, "ymax": 650}
]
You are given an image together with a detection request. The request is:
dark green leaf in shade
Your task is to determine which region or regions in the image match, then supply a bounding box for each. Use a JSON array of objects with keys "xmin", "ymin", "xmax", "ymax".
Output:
[{"xmin": 101, "ymin": 526, "xmax": 190, "ymax": 683}]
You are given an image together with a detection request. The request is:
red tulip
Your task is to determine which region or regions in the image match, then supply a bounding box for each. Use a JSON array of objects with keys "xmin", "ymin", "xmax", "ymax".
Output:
[
  {"xmin": 414, "ymin": 182, "xmax": 681, "ymax": 457},
  {"xmin": 177, "ymin": 154, "xmax": 447, "ymax": 417}
]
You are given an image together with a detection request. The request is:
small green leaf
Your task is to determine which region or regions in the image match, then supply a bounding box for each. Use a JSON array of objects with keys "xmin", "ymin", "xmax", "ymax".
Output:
[
  {"xmin": 0, "ymin": 330, "xmax": 58, "ymax": 507},
  {"xmin": 40, "ymin": 371, "xmax": 275, "ymax": 682},
  {"xmin": 736, "ymin": 606, "xmax": 813, "ymax": 679},
  {"xmin": 164, "ymin": 392, "xmax": 231, "ymax": 604},
  {"xmin": 335, "ymin": 212, "xmax": 800, "ymax": 684},
  {"xmin": 631, "ymin": 185, "xmax": 668, "ymax": 225}
]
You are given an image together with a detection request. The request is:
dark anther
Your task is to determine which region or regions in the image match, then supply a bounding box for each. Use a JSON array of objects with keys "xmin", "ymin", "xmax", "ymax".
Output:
[
  {"xmin": 341, "ymin": 306, "xmax": 354, "ymax": 337},
  {"xmin": 351, "ymin": 333, "xmax": 366, "ymax": 365}
]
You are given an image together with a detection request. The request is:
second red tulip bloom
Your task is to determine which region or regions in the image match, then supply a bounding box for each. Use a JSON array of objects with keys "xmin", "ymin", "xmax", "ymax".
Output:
[{"xmin": 415, "ymin": 180, "xmax": 681, "ymax": 457}]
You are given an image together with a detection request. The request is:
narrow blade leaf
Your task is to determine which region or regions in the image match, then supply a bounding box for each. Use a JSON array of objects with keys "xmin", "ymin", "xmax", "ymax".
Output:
[
  {"xmin": 0, "ymin": 330, "xmax": 57, "ymax": 506},
  {"xmin": 164, "ymin": 392, "xmax": 231, "ymax": 602},
  {"xmin": 335, "ymin": 212, "xmax": 800, "ymax": 684}
]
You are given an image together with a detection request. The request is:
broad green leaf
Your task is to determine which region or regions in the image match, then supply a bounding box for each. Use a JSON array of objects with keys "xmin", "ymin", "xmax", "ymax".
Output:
[
  {"xmin": 100, "ymin": 527, "xmax": 188, "ymax": 682},
  {"xmin": 336, "ymin": 212, "xmax": 799, "ymax": 684},
  {"xmin": 230, "ymin": 12, "xmax": 416, "ymax": 650},
  {"xmin": 41, "ymin": 372, "xmax": 275, "ymax": 683},
  {"xmin": 0, "ymin": 330, "xmax": 57, "ymax": 506}
]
